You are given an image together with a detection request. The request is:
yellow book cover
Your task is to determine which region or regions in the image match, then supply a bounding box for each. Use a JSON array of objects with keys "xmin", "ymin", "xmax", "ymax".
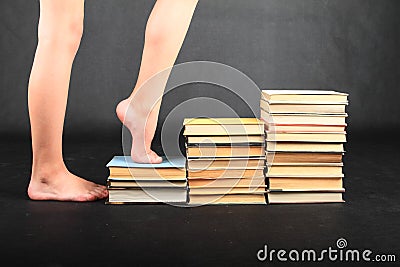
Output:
[{"xmin": 184, "ymin": 118, "xmax": 264, "ymax": 125}]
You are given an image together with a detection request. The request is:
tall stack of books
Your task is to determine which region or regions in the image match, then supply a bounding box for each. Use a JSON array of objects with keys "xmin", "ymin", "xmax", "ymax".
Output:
[
  {"xmin": 183, "ymin": 118, "xmax": 267, "ymax": 205},
  {"xmin": 260, "ymin": 90, "xmax": 348, "ymax": 204},
  {"xmin": 106, "ymin": 156, "xmax": 187, "ymax": 204}
]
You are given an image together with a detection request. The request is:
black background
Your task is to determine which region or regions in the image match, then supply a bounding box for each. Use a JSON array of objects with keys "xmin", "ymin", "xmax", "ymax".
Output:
[
  {"xmin": 1, "ymin": 0, "xmax": 400, "ymax": 141},
  {"xmin": 0, "ymin": 1, "xmax": 400, "ymax": 266}
]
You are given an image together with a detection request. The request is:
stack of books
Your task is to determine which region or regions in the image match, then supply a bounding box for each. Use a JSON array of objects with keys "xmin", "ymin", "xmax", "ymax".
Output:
[
  {"xmin": 106, "ymin": 156, "xmax": 187, "ymax": 204},
  {"xmin": 260, "ymin": 90, "xmax": 348, "ymax": 204},
  {"xmin": 183, "ymin": 118, "xmax": 267, "ymax": 205}
]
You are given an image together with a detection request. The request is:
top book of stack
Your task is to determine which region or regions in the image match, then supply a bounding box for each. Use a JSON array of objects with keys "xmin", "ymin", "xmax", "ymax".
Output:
[{"xmin": 183, "ymin": 118, "xmax": 264, "ymax": 136}]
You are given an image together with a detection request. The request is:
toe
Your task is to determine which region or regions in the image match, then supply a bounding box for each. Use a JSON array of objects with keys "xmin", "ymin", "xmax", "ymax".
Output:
[
  {"xmin": 75, "ymin": 193, "xmax": 98, "ymax": 202},
  {"xmin": 86, "ymin": 193, "xmax": 98, "ymax": 201},
  {"xmin": 98, "ymin": 186, "xmax": 109, "ymax": 199},
  {"xmin": 92, "ymin": 186, "xmax": 107, "ymax": 199},
  {"xmin": 149, "ymin": 151, "xmax": 163, "ymax": 164},
  {"xmin": 95, "ymin": 184, "xmax": 107, "ymax": 190},
  {"xmin": 95, "ymin": 185, "xmax": 108, "ymax": 198}
]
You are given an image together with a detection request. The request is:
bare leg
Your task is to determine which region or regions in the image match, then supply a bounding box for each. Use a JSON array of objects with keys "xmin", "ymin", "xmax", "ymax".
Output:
[
  {"xmin": 117, "ymin": 0, "xmax": 199, "ymax": 163},
  {"xmin": 27, "ymin": 0, "xmax": 108, "ymax": 201}
]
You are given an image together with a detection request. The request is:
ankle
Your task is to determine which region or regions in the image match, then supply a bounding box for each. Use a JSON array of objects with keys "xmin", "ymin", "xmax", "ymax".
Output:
[
  {"xmin": 129, "ymin": 89, "xmax": 160, "ymax": 112},
  {"xmin": 31, "ymin": 161, "xmax": 67, "ymax": 181},
  {"xmin": 118, "ymin": 99, "xmax": 153, "ymax": 129}
]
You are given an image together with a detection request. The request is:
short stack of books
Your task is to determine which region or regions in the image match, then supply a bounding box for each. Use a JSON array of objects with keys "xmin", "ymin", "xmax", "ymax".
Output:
[
  {"xmin": 183, "ymin": 118, "xmax": 267, "ymax": 205},
  {"xmin": 260, "ymin": 90, "xmax": 348, "ymax": 204},
  {"xmin": 106, "ymin": 156, "xmax": 187, "ymax": 204}
]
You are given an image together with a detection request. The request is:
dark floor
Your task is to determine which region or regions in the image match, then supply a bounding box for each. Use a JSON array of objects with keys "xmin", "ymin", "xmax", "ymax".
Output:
[{"xmin": 0, "ymin": 133, "xmax": 399, "ymax": 266}]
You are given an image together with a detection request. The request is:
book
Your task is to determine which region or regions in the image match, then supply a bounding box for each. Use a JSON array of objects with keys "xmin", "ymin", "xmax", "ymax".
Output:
[
  {"xmin": 108, "ymin": 169, "xmax": 186, "ymax": 179},
  {"xmin": 107, "ymin": 156, "xmax": 186, "ymax": 180},
  {"xmin": 107, "ymin": 188, "xmax": 187, "ymax": 204},
  {"xmin": 268, "ymin": 177, "xmax": 343, "ymax": 190},
  {"xmin": 267, "ymin": 162, "xmax": 343, "ymax": 166},
  {"xmin": 260, "ymin": 100, "xmax": 346, "ymax": 114},
  {"xmin": 189, "ymin": 187, "xmax": 266, "ymax": 195},
  {"xmin": 183, "ymin": 118, "xmax": 264, "ymax": 136},
  {"xmin": 266, "ymin": 142, "xmax": 344, "ymax": 152},
  {"xmin": 189, "ymin": 194, "xmax": 266, "ymax": 205},
  {"xmin": 188, "ymin": 168, "xmax": 264, "ymax": 179},
  {"xmin": 184, "ymin": 118, "xmax": 264, "ymax": 125},
  {"xmin": 187, "ymin": 157, "xmax": 265, "ymax": 169},
  {"xmin": 264, "ymin": 124, "xmax": 346, "ymax": 132},
  {"xmin": 266, "ymin": 152, "xmax": 343, "ymax": 163},
  {"xmin": 107, "ymin": 179, "xmax": 187, "ymax": 188},
  {"xmin": 268, "ymin": 192, "xmax": 344, "ymax": 204},
  {"xmin": 107, "ymin": 156, "xmax": 186, "ymax": 168},
  {"xmin": 266, "ymin": 164, "xmax": 343, "ymax": 177},
  {"xmin": 189, "ymin": 178, "xmax": 265, "ymax": 188},
  {"xmin": 269, "ymin": 188, "xmax": 345, "ymax": 193},
  {"xmin": 261, "ymin": 109, "xmax": 347, "ymax": 125},
  {"xmin": 266, "ymin": 132, "xmax": 346, "ymax": 142},
  {"xmin": 261, "ymin": 90, "xmax": 348, "ymax": 103},
  {"xmin": 186, "ymin": 135, "xmax": 264, "ymax": 144},
  {"xmin": 187, "ymin": 146, "xmax": 265, "ymax": 157}
]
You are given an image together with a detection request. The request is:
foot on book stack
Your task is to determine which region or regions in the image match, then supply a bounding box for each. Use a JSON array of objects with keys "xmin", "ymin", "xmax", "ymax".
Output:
[
  {"xmin": 260, "ymin": 90, "xmax": 349, "ymax": 204},
  {"xmin": 116, "ymin": 98, "xmax": 163, "ymax": 164},
  {"xmin": 183, "ymin": 118, "xmax": 267, "ymax": 205}
]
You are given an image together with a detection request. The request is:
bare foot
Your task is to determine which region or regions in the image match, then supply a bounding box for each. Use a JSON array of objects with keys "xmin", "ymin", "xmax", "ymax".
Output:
[
  {"xmin": 28, "ymin": 168, "xmax": 108, "ymax": 202},
  {"xmin": 116, "ymin": 98, "xmax": 162, "ymax": 164}
]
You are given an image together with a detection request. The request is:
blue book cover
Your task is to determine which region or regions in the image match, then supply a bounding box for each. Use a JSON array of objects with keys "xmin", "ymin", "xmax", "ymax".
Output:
[{"xmin": 106, "ymin": 156, "xmax": 186, "ymax": 169}]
